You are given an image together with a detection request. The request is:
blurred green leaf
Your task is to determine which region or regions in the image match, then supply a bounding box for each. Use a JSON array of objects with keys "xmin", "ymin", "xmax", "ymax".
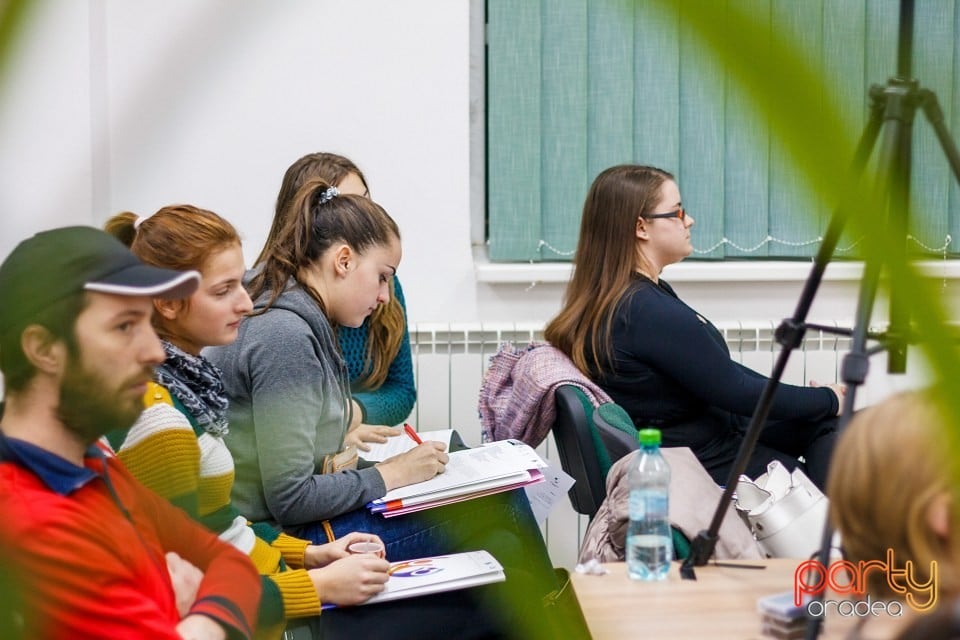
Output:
[{"xmin": 0, "ymin": 0, "xmax": 31, "ymax": 92}]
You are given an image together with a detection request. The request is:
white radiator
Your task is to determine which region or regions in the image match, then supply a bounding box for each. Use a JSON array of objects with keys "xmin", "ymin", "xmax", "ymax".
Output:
[{"xmin": 406, "ymin": 321, "xmax": 927, "ymax": 569}]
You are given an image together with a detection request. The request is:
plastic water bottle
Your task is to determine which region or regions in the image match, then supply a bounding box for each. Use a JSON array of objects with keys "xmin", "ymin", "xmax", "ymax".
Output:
[{"xmin": 627, "ymin": 428, "xmax": 673, "ymax": 581}]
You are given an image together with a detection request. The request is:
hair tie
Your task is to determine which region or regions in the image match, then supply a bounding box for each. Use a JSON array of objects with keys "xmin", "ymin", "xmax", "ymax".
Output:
[
  {"xmin": 133, "ymin": 215, "xmax": 148, "ymax": 230},
  {"xmin": 318, "ymin": 186, "xmax": 339, "ymax": 205}
]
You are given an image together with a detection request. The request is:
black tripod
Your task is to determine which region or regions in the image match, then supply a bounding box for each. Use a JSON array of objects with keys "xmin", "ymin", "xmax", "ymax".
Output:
[{"xmin": 679, "ymin": 0, "xmax": 960, "ymax": 612}]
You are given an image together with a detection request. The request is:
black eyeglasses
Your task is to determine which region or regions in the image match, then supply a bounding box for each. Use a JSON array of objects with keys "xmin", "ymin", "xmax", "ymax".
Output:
[{"xmin": 640, "ymin": 207, "xmax": 686, "ymax": 221}]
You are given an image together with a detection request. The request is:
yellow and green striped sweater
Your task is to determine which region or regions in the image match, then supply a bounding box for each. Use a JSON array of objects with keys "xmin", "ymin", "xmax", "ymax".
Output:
[{"xmin": 111, "ymin": 383, "xmax": 321, "ymax": 635}]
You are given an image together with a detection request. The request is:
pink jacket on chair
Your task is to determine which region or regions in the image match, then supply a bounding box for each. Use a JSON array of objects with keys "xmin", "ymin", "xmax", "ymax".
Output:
[{"xmin": 479, "ymin": 341, "xmax": 612, "ymax": 447}]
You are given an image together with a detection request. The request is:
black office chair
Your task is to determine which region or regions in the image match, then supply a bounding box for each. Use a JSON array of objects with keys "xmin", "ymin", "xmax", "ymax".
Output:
[
  {"xmin": 552, "ymin": 384, "xmax": 693, "ymax": 559},
  {"xmin": 552, "ymin": 384, "xmax": 639, "ymax": 519}
]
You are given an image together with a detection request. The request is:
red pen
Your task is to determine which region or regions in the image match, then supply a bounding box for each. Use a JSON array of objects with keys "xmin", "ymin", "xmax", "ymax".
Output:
[{"xmin": 403, "ymin": 423, "xmax": 423, "ymax": 445}]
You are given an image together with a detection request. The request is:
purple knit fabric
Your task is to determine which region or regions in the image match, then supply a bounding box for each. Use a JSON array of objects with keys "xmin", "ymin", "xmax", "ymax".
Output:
[{"xmin": 478, "ymin": 341, "xmax": 613, "ymax": 447}]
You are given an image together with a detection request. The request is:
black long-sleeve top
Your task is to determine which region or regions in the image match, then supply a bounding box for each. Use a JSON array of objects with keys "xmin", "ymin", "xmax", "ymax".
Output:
[{"xmin": 590, "ymin": 276, "xmax": 838, "ymax": 454}]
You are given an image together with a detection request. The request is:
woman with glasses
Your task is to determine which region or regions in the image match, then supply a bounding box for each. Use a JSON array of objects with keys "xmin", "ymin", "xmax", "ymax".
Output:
[{"xmin": 545, "ymin": 164, "xmax": 844, "ymax": 489}]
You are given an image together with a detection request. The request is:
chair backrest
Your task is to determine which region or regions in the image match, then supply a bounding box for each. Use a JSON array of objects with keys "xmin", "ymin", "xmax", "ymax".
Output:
[
  {"xmin": 553, "ymin": 386, "xmax": 693, "ymax": 559},
  {"xmin": 593, "ymin": 402, "xmax": 641, "ymax": 466},
  {"xmin": 553, "ymin": 385, "xmax": 606, "ymax": 518},
  {"xmin": 552, "ymin": 385, "xmax": 639, "ymax": 518}
]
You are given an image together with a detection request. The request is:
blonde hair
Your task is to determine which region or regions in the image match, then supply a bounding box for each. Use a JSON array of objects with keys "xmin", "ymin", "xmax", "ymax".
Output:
[{"xmin": 828, "ymin": 389, "xmax": 960, "ymax": 599}]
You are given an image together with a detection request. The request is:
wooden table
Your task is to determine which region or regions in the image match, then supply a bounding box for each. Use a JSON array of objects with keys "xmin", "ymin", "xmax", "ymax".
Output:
[{"xmin": 570, "ymin": 559, "xmax": 860, "ymax": 639}]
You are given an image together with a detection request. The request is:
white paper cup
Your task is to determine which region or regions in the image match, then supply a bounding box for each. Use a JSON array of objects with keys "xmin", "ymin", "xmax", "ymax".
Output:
[{"xmin": 347, "ymin": 541, "xmax": 385, "ymax": 556}]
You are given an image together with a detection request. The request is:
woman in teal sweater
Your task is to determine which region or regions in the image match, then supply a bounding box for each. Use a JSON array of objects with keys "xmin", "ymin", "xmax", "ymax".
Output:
[{"xmin": 265, "ymin": 152, "xmax": 416, "ymax": 445}]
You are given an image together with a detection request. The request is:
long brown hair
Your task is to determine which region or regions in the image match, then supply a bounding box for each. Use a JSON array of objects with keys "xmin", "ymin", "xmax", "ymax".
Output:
[
  {"xmin": 250, "ymin": 177, "xmax": 400, "ymax": 327},
  {"xmin": 544, "ymin": 165, "xmax": 673, "ymax": 374},
  {"xmin": 264, "ymin": 152, "xmax": 404, "ymax": 390},
  {"xmin": 105, "ymin": 205, "xmax": 241, "ymax": 341}
]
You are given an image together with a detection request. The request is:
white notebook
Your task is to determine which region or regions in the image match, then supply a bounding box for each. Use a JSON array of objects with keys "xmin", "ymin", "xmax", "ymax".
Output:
[
  {"xmin": 370, "ymin": 439, "xmax": 546, "ymax": 505},
  {"xmin": 360, "ymin": 550, "xmax": 505, "ymax": 605}
]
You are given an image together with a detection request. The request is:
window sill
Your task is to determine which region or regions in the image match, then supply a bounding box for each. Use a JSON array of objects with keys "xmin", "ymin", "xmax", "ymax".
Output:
[{"xmin": 472, "ymin": 247, "xmax": 960, "ymax": 284}]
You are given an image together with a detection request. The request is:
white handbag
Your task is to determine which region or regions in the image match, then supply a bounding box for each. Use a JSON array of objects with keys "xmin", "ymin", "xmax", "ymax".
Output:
[{"xmin": 734, "ymin": 461, "xmax": 828, "ymax": 559}]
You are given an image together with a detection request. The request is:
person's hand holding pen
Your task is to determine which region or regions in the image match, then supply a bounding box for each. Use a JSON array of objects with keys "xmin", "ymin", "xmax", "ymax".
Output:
[
  {"xmin": 403, "ymin": 423, "xmax": 423, "ymax": 445},
  {"xmin": 375, "ymin": 423, "xmax": 449, "ymax": 491}
]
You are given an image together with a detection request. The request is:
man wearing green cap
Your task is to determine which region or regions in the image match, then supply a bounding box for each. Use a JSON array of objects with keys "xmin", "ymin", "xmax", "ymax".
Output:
[{"xmin": 0, "ymin": 226, "xmax": 261, "ymax": 640}]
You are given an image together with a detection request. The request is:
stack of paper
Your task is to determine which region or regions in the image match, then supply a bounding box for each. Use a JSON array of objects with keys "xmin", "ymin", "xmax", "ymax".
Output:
[{"xmin": 367, "ymin": 439, "xmax": 547, "ymax": 517}]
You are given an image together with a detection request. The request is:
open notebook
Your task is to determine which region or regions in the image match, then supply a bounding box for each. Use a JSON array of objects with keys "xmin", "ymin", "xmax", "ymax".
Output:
[
  {"xmin": 358, "ymin": 428, "xmax": 468, "ymax": 463},
  {"xmin": 366, "ymin": 439, "xmax": 546, "ymax": 517}
]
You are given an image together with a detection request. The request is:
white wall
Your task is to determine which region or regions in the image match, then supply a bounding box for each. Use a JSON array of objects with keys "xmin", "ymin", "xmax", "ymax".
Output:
[
  {"xmin": 1, "ymin": 0, "xmax": 477, "ymax": 321},
  {"xmin": 3, "ymin": 0, "xmax": 960, "ymax": 366}
]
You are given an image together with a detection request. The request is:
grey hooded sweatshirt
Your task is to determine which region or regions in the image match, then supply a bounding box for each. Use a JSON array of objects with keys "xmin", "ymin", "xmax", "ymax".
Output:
[{"xmin": 206, "ymin": 279, "xmax": 387, "ymax": 527}]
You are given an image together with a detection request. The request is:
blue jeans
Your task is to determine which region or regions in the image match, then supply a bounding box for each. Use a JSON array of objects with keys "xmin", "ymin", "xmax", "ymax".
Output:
[{"xmin": 291, "ymin": 489, "xmax": 554, "ymax": 578}]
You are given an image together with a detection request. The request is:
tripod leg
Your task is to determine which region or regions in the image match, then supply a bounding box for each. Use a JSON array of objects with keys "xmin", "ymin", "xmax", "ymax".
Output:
[
  {"xmin": 874, "ymin": 80, "xmax": 917, "ymax": 374},
  {"xmin": 920, "ymin": 89, "xmax": 960, "ymax": 190},
  {"xmin": 803, "ymin": 231, "xmax": 890, "ymax": 640},
  {"xmin": 876, "ymin": 89, "xmax": 960, "ymax": 374},
  {"xmin": 804, "ymin": 90, "xmax": 916, "ymax": 640},
  {"xmin": 801, "ymin": 72, "xmax": 960, "ymax": 636},
  {"xmin": 803, "ymin": 64, "xmax": 960, "ymax": 640},
  {"xmin": 680, "ymin": 100, "xmax": 887, "ymax": 576}
]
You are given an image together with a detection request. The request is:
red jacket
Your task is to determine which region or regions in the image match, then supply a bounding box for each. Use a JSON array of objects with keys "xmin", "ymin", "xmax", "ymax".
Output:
[{"xmin": 0, "ymin": 437, "xmax": 260, "ymax": 639}]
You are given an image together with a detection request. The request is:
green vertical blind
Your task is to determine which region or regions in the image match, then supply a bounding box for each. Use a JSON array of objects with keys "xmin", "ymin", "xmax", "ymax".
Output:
[{"xmin": 486, "ymin": 0, "xmax": 960, "ymax": 262}]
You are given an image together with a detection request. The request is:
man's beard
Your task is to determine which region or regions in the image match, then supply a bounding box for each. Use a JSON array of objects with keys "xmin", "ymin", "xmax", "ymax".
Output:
[{"xmin": 56, "ymin": 358, "xmax": 154, "ymax": 443}]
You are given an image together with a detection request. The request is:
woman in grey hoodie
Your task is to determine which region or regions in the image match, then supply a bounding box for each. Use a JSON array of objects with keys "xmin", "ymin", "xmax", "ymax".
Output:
[{"xmin": 205, "ymin": 178, "xmax": 561, "ymax": 603}]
